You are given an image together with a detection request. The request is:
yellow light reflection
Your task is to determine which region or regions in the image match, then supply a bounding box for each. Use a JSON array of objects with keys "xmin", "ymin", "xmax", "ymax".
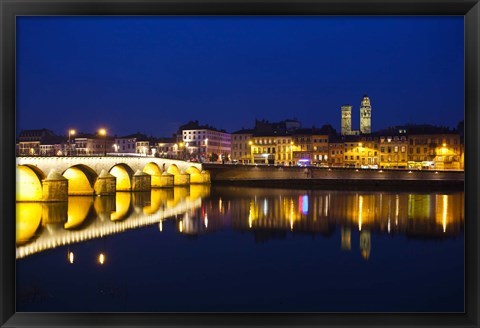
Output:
[
  {"xmin": 358, "ymin": 195, "xmax": 363, "ymax": 231},
  {"xmin": 68, "ymin": 251, "xmax": 74, "ymax": 264},
  {"xmin": 111, "ymin": 192, "xmax": 131, "ymax": 221},
  {"xmin": 290, "ymin": 199, "xmax": 294, "ymax": 231},
  {"xmin": 64, "ymin": 196, "xmax": 94, "ymax": 229},
  {"xmin": 179, "ymin": 220, "xmax": 183, "ymax": 233},
  {"xmin": 98, "ymin": 253, "xmax": 105, "ymax": 265},
  {"xmin": 443, "ymin": 195, "xmax": 448, "ymax": 233},
  {"xmin": 16, "ymin": 202, "xmax": 42, "ymax": 245}
]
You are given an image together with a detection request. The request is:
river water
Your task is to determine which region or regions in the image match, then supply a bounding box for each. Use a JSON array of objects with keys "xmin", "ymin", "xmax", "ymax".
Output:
[{"xmin": 16, "ymin": 185, "xmax": 464, "ymax": 312}]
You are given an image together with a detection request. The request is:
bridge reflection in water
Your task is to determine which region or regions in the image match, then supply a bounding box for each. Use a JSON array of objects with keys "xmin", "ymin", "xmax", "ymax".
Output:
[
  {"xmin": 16, "ymin": 186, "xmax": 464, "ymax": 261},
  {"xmin": 16, "ymin": 185, "xmax": 210, "ymax": 259}
]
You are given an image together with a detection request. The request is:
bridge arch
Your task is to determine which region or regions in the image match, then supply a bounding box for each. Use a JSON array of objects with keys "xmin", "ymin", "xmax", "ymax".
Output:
[
  {"xmin": 143, "ymin": 162, "xmax": 164, "ymax": 188},
  {"xmin": 143, "ymin": 162, "xmax": 162, "ymax": 175},
  {"xmin": 166, "ymin": 163, "xmax": 180, "ymax": 175},
  {"xmin": 109, "ymin": 163, "xmax": 134, "ymax": 191},
  {"xmin": 62, "ymin": 164, "xmax": 97, "ymax": 195},
  {"xmin": 16, "ymin": 164, "xmax": 46, "ymax": 201}
]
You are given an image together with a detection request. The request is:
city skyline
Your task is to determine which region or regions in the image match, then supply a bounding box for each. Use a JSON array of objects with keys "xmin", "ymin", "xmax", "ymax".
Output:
[{"xmin": 17, "ymin": 16, "xmax": 464, "ymax": 136}]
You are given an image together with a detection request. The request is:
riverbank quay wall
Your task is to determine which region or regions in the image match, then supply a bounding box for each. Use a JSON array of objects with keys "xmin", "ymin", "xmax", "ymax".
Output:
[{"xmin": 202, "ymin": 164, "xmax": 464, "ymax": 189}]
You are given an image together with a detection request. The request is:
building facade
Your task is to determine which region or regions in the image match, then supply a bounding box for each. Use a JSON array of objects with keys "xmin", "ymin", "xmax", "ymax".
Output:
[
  {"xmin": 74, "ymin": 134, "xmax": 115, "ymax": 156},
  {"xmin": 231, "ymin": 129, "xmax": 253, "ymax": 164},
  {"xmin": 328, "ymin": 138, "xmax": 344, "ymax": 167},
  {"xmin": 377, "ymin": 130, "xmax": 408, "ymax": 169},
  {"xmin": 408, "ymin": 132, "xmax": 461, "ymax": 170},
  {"xmin": 178, "ymin": 121, "xmax": 231, "ymax": 162},
  {"xmin": 17, "ymin": 129, "xmax": 63, "ymax": 156}
]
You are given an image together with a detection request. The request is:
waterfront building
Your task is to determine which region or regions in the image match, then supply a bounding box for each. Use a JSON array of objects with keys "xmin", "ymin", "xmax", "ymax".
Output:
[
  {"xmin": 251, "ymin": 134, "xmax": 278, "ymax": 165},
  {"xmin": 114, "ymin": 136, "xmax": 137, "ymax": 154},
  {"xmin": 115, "ymin": 133, "xmax": 157, "ymax": 156},
  {"xmin": 156, "ymin": 137, "xmax": 177, "ymax": 158},
  {"xmin": 292, "ymin": 129, "xmax": 314, "ymax": 166},
  {"xmin": 328, "ymin": 137, "xmax": 345, "ymax": 167},
  {"xmin": 177, "ymin": 121, "xmax": 231, "ymax": 162},
  {"xmin": 275, "ymin": 134, "xmax": 294, "ymax": 166},
  {"xmin": 231, "ymin": 129, "xmax": 253, "ymax": 164},
  {"xmin": 376, "ymin": 128, "xmax": 408, "ymax": 168},
  {"xmin": 292, "ymin": 126, "xmax": 334, "ymax": 166},
  {"xmin": 242, "ymin": 119, "xmax": 298, "ymax": 165},
  {"xmin": 342, "ymin": 135, "xmax": 362, "ymax": 168},
  {"xmin": 357, "ymin": 135, "xmax": 380, "ymax": 168},
  {"xmin": 74, "ymin": 132, "xmax": 115, "ymax": 156},
  {"xmin": 17, "ymin": 129, "xmax": 63, "ymax": 156},
  {"xmin": 312, "ymin": 125, "xmax": 336, "ymax": 166},
  {"xmin": 406, "ymin": 125, "xmax": 461, "ymax": 170}
]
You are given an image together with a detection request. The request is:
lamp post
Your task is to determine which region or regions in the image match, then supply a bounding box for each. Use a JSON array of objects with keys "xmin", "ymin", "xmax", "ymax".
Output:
[
  {"xmin": 68, "ymin": 129, "xmax": 75, "ymax": 156},
  {"xmin": 98, "ymin": 128, "xmax": 107, "ymax": 156}
]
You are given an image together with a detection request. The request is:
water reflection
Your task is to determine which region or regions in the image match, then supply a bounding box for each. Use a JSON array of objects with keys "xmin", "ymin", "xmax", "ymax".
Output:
[
  {"xmin": 16, "ymin": 186, "xmax": 209, "ymax": 259},
  {"xmin": 16, "ymin": 185, "xmax": 464, "ymax": 260}
]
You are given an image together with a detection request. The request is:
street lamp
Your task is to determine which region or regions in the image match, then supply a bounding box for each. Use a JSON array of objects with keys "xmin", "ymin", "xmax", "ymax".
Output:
[
  {"xmin": 98, "ymin": 128, "xmax": 107, "ymax": 156},
  {"xmin": 68, "ymin": 129, "xmax": 76, "ymax": 156}
]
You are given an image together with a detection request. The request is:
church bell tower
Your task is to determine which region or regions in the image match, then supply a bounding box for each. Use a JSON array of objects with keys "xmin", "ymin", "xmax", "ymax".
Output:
[
  {"xmin": 360, "ymin": 95, "xmax": 372, "ymax": 134},
  {"xmin": 341, "ymin": 105, "xmax": 352, "ymax": 136}
]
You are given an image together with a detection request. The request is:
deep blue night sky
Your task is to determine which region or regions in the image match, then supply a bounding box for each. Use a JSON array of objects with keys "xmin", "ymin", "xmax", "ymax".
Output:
[{"xmin": 16, "ymin": 16, "xmax": 464, "ymax": 137}]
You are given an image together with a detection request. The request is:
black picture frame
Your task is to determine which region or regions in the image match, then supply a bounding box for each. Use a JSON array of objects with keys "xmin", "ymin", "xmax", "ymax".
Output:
[{"xmin": 1, "ymin": 0, "xmax": 479, "ymax": 327}]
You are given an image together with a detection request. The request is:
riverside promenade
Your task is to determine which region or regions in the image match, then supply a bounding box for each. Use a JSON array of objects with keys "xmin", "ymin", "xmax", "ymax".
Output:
[{"xmin": 202, "ymin": 163, "xmax": 464, "ymax": 189}]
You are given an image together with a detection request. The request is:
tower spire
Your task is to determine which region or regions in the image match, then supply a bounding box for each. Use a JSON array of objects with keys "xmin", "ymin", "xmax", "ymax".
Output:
[{"xmin": 360, "ymin": 95, "xmax": 372, "ymax": 134}]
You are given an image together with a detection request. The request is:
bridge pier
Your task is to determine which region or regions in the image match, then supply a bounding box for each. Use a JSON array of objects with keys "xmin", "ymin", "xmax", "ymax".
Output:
[
  {"xmin": 42, "ymin": 170, "xmax": 68, "ymax": 202},
  {"xmin": 94, "ymin": 170, "xmax": 116, "ymax": 195},
  {"xmin": 173, "ymin": 173, "xmax": 190, "ymax": 186},
  {"xmin": 157, "ymin": 172, "xmax": 174, "ymax": 188},
  {"xmin": 132, "ymin": 170, "xmax": 151, "ymax": 191}
]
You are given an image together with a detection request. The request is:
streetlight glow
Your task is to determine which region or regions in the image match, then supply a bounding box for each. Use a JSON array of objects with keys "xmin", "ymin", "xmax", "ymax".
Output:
[
  {"xmin": 98, "ymin": 128, "xmax": 107, "ymax": 156},
  {"xmin": 68, "ymin": 129, "xmax": 76, "ymax": 156}
]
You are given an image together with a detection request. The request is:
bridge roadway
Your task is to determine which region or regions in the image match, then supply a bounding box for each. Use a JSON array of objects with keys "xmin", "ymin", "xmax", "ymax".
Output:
[{"xmin": 16, "ymin": 156, "xmax": 209, "ymax": 201}]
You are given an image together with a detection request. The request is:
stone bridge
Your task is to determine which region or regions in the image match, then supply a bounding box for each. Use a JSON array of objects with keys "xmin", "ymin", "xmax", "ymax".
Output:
[{"xmin": 16, "ymin": 156, "xmax": 210, "ymax": 201}]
